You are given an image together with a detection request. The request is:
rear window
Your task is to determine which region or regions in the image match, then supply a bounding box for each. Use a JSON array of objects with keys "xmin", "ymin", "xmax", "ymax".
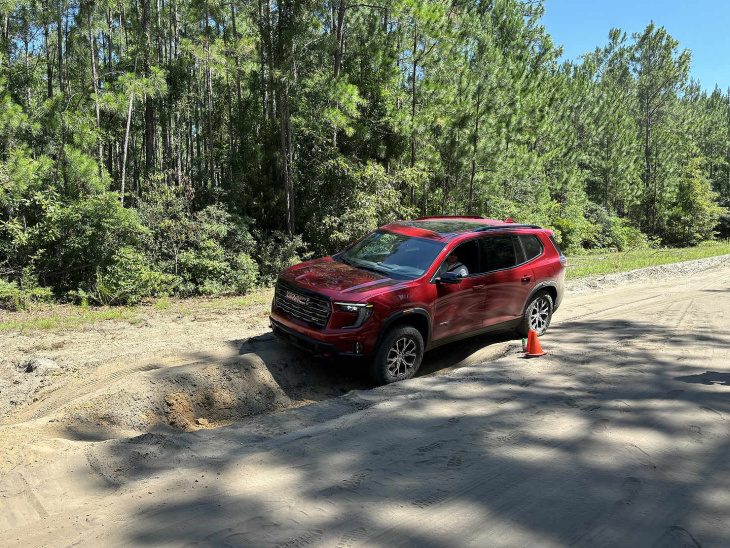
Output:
[
  {"xmin": 548, "ymin": 235, "xmax": 563, "ymax": 256},
  {"xmin": 519, "ymin": 235, "xmax": 543, "ymax": 262},
  {"xmin": 479, "ymin": 235, "xmax": 518, "ymax": 271}
]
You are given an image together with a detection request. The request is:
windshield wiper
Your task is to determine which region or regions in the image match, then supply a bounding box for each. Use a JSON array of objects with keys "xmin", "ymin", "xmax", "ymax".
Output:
[{"xmin": 351, "ymin": 262, "xmax": 388, "ymax": 276}]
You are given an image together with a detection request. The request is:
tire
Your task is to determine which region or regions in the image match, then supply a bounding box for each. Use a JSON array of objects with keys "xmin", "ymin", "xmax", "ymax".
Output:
[
  {"xmin": 370, "ymin": 325, "xmax": 425, "ymax": 385},
  {"xmin": 516, "ymin": 290, "xmax": 554, "ymax": 337}
]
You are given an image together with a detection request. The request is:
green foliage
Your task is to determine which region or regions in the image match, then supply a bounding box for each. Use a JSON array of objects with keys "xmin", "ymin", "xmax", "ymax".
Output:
[
  {"xmin": 666, "ymin": 158, "xmax": 726, "ymax": 245},
  {"xmin": 0, "ymin": 1, "xmax": 728, "ymax": 309},
  {"xmin": 138, "ymin": 179, "xmax": 259, "ymax": 296},
  {"xmin": 254, "ymin": 230, "xmax": 309, "ymax": 285},
  {"xmin": 89, "ymin": 246, "xmax": 177, "ymax": 305},
  {"xmin": 0, "ymin": 270, "xmax": 54, "ymax": 311},
  {"xmin": 304, "ymin": 160, "xmax": 418, "ymax": 255},
  {"xmin": 34, "ymin": 193, "xmax": 147, "ymax": 292}
]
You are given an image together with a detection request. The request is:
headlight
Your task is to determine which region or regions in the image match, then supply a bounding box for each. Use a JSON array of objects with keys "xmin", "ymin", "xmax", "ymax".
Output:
[{"xmin": 334, "ymin": 302, "xmax": 374, "ymax": 329}]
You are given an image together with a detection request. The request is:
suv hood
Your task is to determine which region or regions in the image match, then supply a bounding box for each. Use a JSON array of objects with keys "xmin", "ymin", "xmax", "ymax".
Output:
[{"xmin": 279, "ymin": 258, "xmax": 401, "ymax": 299}]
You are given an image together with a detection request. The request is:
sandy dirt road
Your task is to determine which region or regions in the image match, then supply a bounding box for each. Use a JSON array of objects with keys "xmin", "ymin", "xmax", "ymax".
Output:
[{"xmin": 1, "ymin": 261, "xmax": 729, "ymax": 547}]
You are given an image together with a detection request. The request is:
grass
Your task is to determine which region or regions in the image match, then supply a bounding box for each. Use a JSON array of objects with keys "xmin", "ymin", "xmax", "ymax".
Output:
[
  {"xmin": 0, "ymin": 288, "xmax": 277, "ymax": 334},
  {"xmin": 565, "ymin": 240, "xmax": 730, "ymax": 279},
  {"xmin": 0, "ymin": 308, "xmax": 139, "ymax": 333}
]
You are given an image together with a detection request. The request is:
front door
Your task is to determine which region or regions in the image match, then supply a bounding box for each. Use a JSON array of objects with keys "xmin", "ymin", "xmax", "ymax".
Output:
[{"xmin": 431, "ymin": 239, "xmax": 489, "ymax": 340}]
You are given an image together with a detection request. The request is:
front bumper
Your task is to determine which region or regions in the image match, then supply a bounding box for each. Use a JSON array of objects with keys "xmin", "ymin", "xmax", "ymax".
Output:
[
  {"xmin": 270, "ymin": 305, "xmax": 380, "ymax": 356},
  {"xmin": 270, "ymin": 318, "xmax": 343, "ymax": 358}
]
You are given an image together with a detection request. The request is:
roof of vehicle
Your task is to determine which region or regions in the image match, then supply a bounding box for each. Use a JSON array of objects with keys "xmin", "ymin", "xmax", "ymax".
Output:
[{"xmin": 381, "ymin": 216, "xmax": 544, "ymax": 242}]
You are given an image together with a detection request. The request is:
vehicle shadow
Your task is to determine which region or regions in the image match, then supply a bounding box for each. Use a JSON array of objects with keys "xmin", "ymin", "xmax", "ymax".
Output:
[
  {"xmin": 231, "ymin": 327, "xmax": 519, "ymax": 396},
  {"xmin": 675, "ymin": 371, "xmax": 730, "ymax": 386}
]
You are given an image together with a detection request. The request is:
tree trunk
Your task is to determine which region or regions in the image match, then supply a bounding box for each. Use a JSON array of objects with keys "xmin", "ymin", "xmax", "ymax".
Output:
[
  {"xmin": 205, "ymin": 0, "xmax": 215, "ymax": 185},
  {"xmin": 121, "ymin": 51, "xmax": 139, "ymax": 204},
  {"xmin": 43, "ymin": 1, "xmax": 53, "ymax": 99},
  {"xmin": 121, "ymin": 91, "xmax": 134, "ymax": 204},
  {"xmin": 143, "ymin": 0, "xmax": 154, "ymax": 174},
  {"xmin": 332, "ymin": 0, "xmax": 347, "ymax": 147},
  {"xmin": 468, "ymin": 89, "xmax": 480, "ymax": 215},
  {"xmin": 88, "ymin": 10, "xmax": 104, "ymax": 183},
  {"xmin": 231, "ymin": 5, "xmax": 242, "ymax": 109},
  {"xmin": 1, "ymin": 12, "xmax": 9, "ymax": 64},
  {"xmin": 334, "ymin": 0, "xmax": 346, "ymax": 77},
  {"xmin": 279, "ymin": 83, "xmax": 294, "ymax": 238},
  {"xmin": 57, "ymin": 0, "xmax": 64, "ymax": 94},
  {"xmin": 276, "ymin": 0, "xmax": 295, "ymax": 238},
  {"xmin": 410, "ymin": 22, "xmax": 417, "ymax": 170}
]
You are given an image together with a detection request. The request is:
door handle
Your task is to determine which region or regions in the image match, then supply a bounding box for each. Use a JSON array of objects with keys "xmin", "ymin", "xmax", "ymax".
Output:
[
  {"xmin": 473, "ymin": 284, "xmax": 485, "ymax": 290},
  {"xmin": 521, "ymin": 275, "xmax": 532, "ymax": 282}
]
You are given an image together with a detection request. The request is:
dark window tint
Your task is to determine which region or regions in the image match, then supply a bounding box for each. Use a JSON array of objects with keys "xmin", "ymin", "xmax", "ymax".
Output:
[
  {"xmin": 449, "ymin": 240, "xmax": 480, "ymax": 275},
  {"xmin": 479, "ymin": 236, "xmax": 517, "ymax": 271},
  {"xmin": 548, "ymin": 235, "xmax": 563, "ymax": 256},
  {"xmin": 520, "ymin": 235, "xmax": 543, "ymax": 262},
  {"xmin": 512, "ymin": 235, "xmax": 525, "ymax": 264}
]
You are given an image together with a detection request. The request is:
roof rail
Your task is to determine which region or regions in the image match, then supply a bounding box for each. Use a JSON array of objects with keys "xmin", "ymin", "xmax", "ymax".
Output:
[
  {"xmin": 472, "ymin": 224, "xmax": 541, "ymax": 232},
  {"xmin": 414, "ymin": 215, "xmax": 485, "ymax": 220}
]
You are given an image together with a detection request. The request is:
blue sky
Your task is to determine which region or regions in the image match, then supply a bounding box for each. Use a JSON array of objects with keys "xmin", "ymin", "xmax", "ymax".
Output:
[{"xmin": 541, "ymin": 0, "xmax": 730, "ymax": 93}]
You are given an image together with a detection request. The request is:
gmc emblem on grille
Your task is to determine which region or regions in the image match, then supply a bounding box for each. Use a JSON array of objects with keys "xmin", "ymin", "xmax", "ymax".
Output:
[{"xmin": 285, "ymin": 291, "xmax": 308, "ymax": 306}]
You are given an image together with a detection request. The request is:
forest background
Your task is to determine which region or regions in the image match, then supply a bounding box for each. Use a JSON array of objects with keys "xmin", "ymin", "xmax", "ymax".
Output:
[{"xmin": 0, "ymin": 0, "xmax": 728, "ymax": 306}]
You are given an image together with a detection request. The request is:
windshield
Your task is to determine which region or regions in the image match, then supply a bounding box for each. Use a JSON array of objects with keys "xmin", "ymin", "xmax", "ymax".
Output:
[{"xmin": 338, "ymin": 230, "xmax": 445, "ymax": 280}]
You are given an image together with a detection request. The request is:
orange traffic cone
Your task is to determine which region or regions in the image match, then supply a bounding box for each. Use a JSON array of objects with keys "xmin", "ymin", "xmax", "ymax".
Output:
[{"xmin": 524, "ymin": 329, "xmax": 547, "ymax": 358}]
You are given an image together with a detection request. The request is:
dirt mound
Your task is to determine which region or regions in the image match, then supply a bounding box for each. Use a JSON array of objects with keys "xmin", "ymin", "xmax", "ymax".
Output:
[
  {"xmin": 163, "ymin": 388, "xmax": 238, "ymax": 431},
  {"xmin": 163, "ymin": 393, "xmax": 196, "ymax": 430},
  {"xmin": 51, "ymin": 344, "xmax": 367, "ymax": 436}
]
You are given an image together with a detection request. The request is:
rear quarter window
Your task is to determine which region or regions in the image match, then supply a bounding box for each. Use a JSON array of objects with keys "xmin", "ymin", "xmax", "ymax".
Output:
[
  {"xmin": 548, "ymin": 235, "xmax": 563, "ymax": 256},
  {"xmin": 519, "ymin": 235, "xmax": 543, "ymax": 262}
]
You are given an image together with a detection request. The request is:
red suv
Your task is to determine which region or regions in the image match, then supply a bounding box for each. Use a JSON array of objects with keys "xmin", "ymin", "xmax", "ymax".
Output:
[{"xmin": 270, "ymin": 217, "xmax": 566, "ymax": 384}]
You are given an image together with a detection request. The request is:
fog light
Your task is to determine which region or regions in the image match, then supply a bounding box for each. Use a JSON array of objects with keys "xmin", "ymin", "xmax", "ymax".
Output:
[{"xmin": 354, "ymin": 341, "xmax": 363, "ymax": 354}]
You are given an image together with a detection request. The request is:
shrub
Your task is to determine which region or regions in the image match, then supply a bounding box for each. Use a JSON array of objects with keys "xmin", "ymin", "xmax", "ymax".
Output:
[
  {"xmin": 138, "ymin": 178, "xmax": 260, "ymax": 295},
  {"xmin": 665, "ymin": 158, "xmax": 726, "ymax": 246},
  {"xmin": 0, "ymin": 269, "xmax": 54, "ymax": 311},
  {"xmin": 254, "ymin": 230, "xmax": 309, "ymax": 284},
  {"xmin": 303, "ymin": 160, "xmax": 417, "ymax": 256},
  {"xmin": 35, "ymin": 193, "xmax": 148, "ymax": 291},
  {"xmin": 89, "ymin": 246, "xmax": 177, "ymax": 305}
]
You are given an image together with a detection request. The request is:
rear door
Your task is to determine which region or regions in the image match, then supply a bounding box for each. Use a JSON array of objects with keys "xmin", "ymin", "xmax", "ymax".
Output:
[{"xmin": 479, "ymin": 234, "xmax": 535, "ymax": 325}]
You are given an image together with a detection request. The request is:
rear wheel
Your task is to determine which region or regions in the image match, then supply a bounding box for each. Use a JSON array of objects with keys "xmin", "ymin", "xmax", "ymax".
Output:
[
  {"xmin": 370, "ymin": 326, "xmax": 424, "ymax": 385},
  {"xmin": 517, "ymin": 291, "xmax": 553, "ymax": 337}
]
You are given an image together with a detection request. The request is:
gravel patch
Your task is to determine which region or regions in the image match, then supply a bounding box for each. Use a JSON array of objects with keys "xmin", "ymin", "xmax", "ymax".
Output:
[
  {"xmin": 566, "ymin": 253, "xmax": 730, "ymax": 294},
  {"xmin": 0, "ymin": 357, "xmax": 75, "ymax": 420}
]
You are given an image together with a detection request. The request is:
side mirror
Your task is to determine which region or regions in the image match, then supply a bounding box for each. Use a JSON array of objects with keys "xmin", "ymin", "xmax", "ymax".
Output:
[{"xmin": 438, "ymin": 271, "xmax": 463, "ymax": 284}]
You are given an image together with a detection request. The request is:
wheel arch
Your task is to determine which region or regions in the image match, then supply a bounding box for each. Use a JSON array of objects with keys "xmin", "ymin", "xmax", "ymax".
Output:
[
  {"xmin": 375, "ymin": 308, "xmax": 432, "ymax": 351},
  {"xmin": 523, "ymin": 281, "xmax": 558, "ymax": 314}
]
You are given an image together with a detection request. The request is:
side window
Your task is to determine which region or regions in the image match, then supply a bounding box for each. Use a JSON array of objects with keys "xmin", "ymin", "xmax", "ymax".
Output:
[
  {"xmin": 479, "ymin": 236, "xmax": 517, "ymax": 272},
  {"xmin": 519, "ymin": 235, "xmax": 543, "ymax": 262},
  {"xmin": 439, "ymin": 239, "xmax": 480, "ymax": 277}
]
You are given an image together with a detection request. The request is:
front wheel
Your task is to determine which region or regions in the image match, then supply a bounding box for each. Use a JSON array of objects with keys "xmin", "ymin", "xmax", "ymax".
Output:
[
  {"xmin": 370, "ymin": 326, "xmax": 424, "ymax": 385},
  {"xmin": 517, "ymin": 291, "xmax": 554, "ymax": 337}
]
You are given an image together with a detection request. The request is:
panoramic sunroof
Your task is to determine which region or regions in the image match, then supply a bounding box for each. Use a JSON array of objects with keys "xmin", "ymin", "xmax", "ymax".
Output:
[{"xmin": 399, "ymin": 219, "xmax": 487, "ymax": 234}]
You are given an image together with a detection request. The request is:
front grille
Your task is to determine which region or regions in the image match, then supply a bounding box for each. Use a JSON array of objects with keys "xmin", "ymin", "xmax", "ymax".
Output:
[{"xmin": 275, "ymin": 280, "xmax": 331, "ymax": 328}]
